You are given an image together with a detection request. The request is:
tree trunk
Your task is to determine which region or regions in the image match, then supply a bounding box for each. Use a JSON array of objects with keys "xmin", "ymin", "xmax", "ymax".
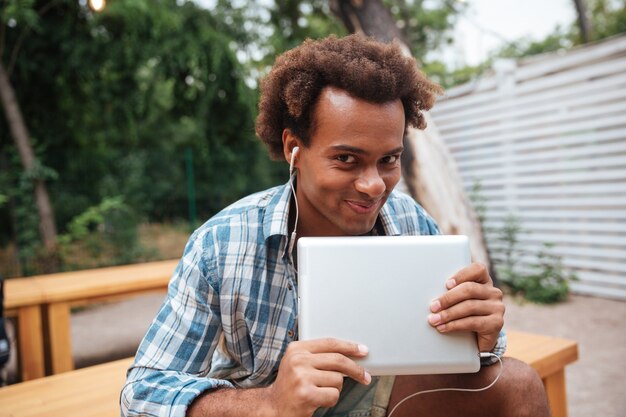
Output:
[
  {"xmin": 0, "ymin": 61, "xmax": 58, "ymax": 255},
  {"xmin": 329, "ymin": 0, "xmax": 491, "ymax": 271},
  {"xmin": 572, "ymin": 0, "xmax": 592, "ymax": 43}
]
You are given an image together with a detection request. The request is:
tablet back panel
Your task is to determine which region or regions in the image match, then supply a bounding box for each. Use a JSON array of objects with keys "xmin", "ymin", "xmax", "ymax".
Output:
[{"xmin": 297, "ymin": 235, "xmax": 480, "ymax": 376}]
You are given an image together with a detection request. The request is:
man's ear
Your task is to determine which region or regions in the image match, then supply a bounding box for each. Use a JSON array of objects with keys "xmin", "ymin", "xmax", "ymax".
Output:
[{"xmin": 282, "ymin": 129, "xmax": 300, "ymax": 166}]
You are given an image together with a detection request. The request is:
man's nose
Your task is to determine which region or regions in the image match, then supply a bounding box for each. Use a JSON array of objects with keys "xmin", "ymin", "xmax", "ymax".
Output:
[{"xmin": 354, "ymin": 166, "xmax": 386, "ymax": 197}]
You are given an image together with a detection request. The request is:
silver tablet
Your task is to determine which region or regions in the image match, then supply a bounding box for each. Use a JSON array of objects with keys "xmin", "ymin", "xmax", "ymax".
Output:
[{"xmin": 297, "ymin": 235, "xmax": 480, "ymax": 376}]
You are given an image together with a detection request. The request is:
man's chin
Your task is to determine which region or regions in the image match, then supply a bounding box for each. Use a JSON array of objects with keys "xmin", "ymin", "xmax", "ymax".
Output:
[{"xmin": 341, "ymin": 220, "xmax": 378, "ymax": 236}]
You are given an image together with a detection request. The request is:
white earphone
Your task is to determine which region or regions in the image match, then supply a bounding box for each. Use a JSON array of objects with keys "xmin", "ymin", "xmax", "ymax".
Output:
[
  {"xmin": 287, "ymin": 146, "xmax": 300, "ymax": 271},
  {"xmin": 289, "ymin": 146, "xmax": 300, "ymax": 176}
]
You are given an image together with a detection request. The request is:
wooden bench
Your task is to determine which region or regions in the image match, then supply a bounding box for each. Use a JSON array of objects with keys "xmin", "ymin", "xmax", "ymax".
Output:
[
  {"xmin": 0, "ymin": 331, "xmax": 578, "ymax": 417},
  {"xmin": 4, "ymin": 259, "xmax": 178, "ymax": 381}
]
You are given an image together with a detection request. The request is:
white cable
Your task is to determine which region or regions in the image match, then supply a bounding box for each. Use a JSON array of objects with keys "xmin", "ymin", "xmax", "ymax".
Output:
[
  {"xmin": 387, "ymin": 353, "xmax": 503, "ymax": 417},
  {"xmin": 287, "ymin": 171, "xmax": 299, "ymax": 272}
]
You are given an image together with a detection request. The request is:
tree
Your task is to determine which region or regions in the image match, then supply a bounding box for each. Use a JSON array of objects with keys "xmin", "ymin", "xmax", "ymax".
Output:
[
  {"xmin": 329, "ymin": 0, "xmax": 492, "ymax": 269},
  {"xmin": 573, "ymin": 0, "xmax": 593, "ymax": 42},
  {"xmin": 0, "ymin": 1, "xmax": 59, "ymax": 265}
]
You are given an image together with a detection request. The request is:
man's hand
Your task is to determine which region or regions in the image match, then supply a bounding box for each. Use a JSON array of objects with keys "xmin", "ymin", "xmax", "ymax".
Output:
[
  {"xmin": 267, "ymin": 338, "xmax": 371, "ymax": 417},
  {"xmin": 427, "ymin": 262, "xmax": 505, "ymax": 352}
]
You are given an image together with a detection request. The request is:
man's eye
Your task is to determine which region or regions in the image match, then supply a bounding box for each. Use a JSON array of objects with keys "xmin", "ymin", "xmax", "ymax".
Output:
[
  {"xmin": 381, "ymin": 155, "xmax": 400, "ymax": 164},
  {"xmin": 337, "ymin": 155, "xmax": 356, "ymax": 163}
]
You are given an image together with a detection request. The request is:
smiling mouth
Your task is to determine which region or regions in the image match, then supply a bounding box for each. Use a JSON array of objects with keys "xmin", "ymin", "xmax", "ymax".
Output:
[{"xmin": 346, "ymin": 199, "xmax": 382, "ymax": 214}]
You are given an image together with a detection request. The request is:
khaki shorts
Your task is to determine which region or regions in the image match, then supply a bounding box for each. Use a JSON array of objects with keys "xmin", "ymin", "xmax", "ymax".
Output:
[{"xmin": 312, "ymin": 376, "xmax": 395, "ymax": 417}]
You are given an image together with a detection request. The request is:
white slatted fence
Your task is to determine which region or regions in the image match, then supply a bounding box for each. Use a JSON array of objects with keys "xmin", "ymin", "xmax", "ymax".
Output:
[{"xmin": 431, "ymin": 35, "xmax": 626, "ymax": 300}]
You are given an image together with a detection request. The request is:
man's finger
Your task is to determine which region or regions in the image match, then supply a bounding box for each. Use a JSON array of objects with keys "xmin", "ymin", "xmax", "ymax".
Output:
[
  {"xmin": 299, "ymin": 337, "xmax": 369, "ymax": 357},
  {"xmin": 446, "ymin": 262, "xmax": 491, "ymax": 289},
  {"xmin": 314, "ymin": 386, "xmax": 343, "ymax": 409},
  {"xmin": 433, "ymin": 282, "xmax": 499, "ymax": 312},
  {"xmin": 431, "ymin": 314, "xmax": 502, "ymax": 335},
  {"xmin": 310, "ymin": 353, "xmax": 371, "ymax": 385},
  {"xmin": 428, "ymin": 299, "xmax": 502, "ymax": 327}
]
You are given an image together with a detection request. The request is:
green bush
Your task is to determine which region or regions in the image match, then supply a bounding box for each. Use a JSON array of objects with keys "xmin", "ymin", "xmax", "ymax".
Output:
[
  {"xmin": 496, "ymin": 214, "xmax": 577, "ymax": 304},
  {"xmin": 59, "ymin": 197, "xmax": 157, "ymax": 268}
]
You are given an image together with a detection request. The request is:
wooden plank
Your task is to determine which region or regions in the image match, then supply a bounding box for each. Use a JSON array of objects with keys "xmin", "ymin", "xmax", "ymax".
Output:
[
  {"xmin": 505, "ymin": 331, "xmax": 578, "ymax": 380},
  {"xmin": 443, "ymin": 99, "xmax": 626, "ymax": 143},
  {"xmin": 484, "ymin": 218, "xmax": 626, "ymax": 234},
  {"xmin": 455, "ymin": 128, "xmax": 624, "ymax": 159},
  {"xmin": 438, "ymin": 79, "xmax": 626, "ymax": 131},
  {"xmin": 482, "ymin": 208, "xmax": 626, "ymax": 221},
  {"xmin": 17, "ymin": 305, "xmax": 45, "ymax": 381},
  {"xmin": 437, "ymin": 54, "xmax": 626, "ymax": 112},
  {"xmin": 46, "ymin": 302, "xmax": 74, "ymax": 374},
  {"xmin": 477, "ymin": 182, "xmax": 626, "ymax": 198},
  {"xmin": 459, "ymin": 141, "xmax": 626, "ymax": 171},
  {"xmin": 513, "ymin": 35, "xmax": 626, "ymax": 82},
  {"xmin": 0, "ymin": 357, "xmax": 131, "ymax": 417},
  {"xmin": 0, "ymin": 331, "xmax": 578, "ymax": 417},
  {"xmin": 543, "ymin": 369, "xmax": 568, "ymax": 417},
  {"xmin": 460, "ymin": 156, "xmax": 626, "ymax": 179},
  {"xmin": 439, "ymin": 36, "xmax": 626, "ymax": 100},
  {"xmin": 33, "ymin": 259, "xmax": 177, "ymax": 304},
  {"xmin": 4, "ymin": 278, "xmax": 46, "ymax": 309},
  {"xmin": 570, "ymin": 282, "xmax": 626, "ymax": 299},
  {"xmin": 486, "ymin": 242, "xmax": 626, "ymax": 264},
  {"xmin": 462, "ymin": 168, "xmax": 626, "ymax": 187},
  {"xmin": 447, "ymin": 113, "xmax": 626, "ymax": 149}
]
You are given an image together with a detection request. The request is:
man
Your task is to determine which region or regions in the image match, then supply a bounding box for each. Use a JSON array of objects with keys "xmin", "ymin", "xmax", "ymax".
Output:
[{"xmin": 121, "ymin": 35, "xmax": 549, "ymax": 417}]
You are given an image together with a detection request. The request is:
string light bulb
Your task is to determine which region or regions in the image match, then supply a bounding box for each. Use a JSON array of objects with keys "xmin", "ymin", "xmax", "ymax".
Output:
[{"xmin": 88, "ymin": 0, "xmax": 106, "ymax": 12}]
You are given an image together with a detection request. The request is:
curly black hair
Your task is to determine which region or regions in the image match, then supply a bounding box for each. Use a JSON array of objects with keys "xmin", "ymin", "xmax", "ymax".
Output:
[{"xmin": 255, "ymin": 34, "xmax": 442, "ymax": 160}]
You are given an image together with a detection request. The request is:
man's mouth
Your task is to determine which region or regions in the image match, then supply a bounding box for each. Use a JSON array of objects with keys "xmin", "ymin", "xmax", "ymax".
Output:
[{"xmin": 345, "ymin": 199, "xmax": 381, "ymax": 214}]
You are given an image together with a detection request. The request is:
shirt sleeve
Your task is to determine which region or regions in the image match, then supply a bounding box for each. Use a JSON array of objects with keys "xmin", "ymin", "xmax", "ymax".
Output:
[
  {"xmin": 121, "ymin": 229, "xmax": 233, "ymax": 417},
  {"xmin": 480, "ymin": 330, "xmax": 507, "ymax": 366}
]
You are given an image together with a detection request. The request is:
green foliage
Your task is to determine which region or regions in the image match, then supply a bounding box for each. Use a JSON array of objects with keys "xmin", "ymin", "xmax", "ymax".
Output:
[
  {"xmin": 0, "ymin": 0, "xmax": 285, "ymax": 273},
  {"xmin": 384, "ymin": 0, "xmax": 465, "ymax": 61},
  {"xmin": 58, "ymin": 196, "xmax": 156, "ymax": 268},
  {"xmin": 60, "ymin": 196, "xmax": 127, "ymax": 243},
  {"xmin": 0, "ymin": 0, "xmax": 278, "ymax": 274},
  {"xmin": 510, "ymin": 244, "xmax": 577, "ymax": 304},
  {"xmin": 422, "ymin": 59, "xmax": 490, "ymax": 89},
  {"xmin": 0, "ymin": 0, "xmax": 39, "ymax": 29},
  {"xmin": 0, "ymin": 151, "xmax": 42, "ymax": 274},
  {"xmin": 495, "ymin": 213, "xmax": 576, "ymax": 304},
  {"xmin": 588, "ymin": 0, "xmax": 626, "ymax": 41}
]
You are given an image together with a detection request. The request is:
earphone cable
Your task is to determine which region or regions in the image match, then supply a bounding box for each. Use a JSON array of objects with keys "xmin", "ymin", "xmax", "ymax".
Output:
[
  {"xmin": 387, "ymin": 353, "xmax": 503, "ymax": 417},
  {"xmin": 287, "ymin": 171, "xmax": 299, "ymax": 273}
]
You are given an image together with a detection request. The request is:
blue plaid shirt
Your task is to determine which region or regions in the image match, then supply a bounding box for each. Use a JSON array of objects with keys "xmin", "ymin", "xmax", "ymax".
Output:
[{"xmin": 121, "ymin": 183, "xmax": 506, "ymax": 416}]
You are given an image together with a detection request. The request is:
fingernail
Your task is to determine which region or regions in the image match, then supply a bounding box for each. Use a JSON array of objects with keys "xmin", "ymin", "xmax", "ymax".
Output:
[
  {"xmin": 358, "ymin": 344, "xmax": 369, "ymax": 354},
  {"xmin": 437, "ymin": 324, "xmax": 447, "ymax": 332},
  {"xmin": 430, "ymin": 299, "xmax": 441, "ymax": 313},
  {"xmin": 364, "ymin": 371, "xmax": 372, "ymax": 384},
  {"xmin": 428, "ymin": 313, "xmax": 441, "ymax": 325},
  {"xmin": 446, "ymin": 279, "xmax": 456, "ymax": 289}
]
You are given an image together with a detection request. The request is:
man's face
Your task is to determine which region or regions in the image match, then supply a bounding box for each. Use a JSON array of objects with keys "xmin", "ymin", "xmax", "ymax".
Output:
[{"xmin": 291, "ymin": 87, "xmax": 405, "ymax": 237}]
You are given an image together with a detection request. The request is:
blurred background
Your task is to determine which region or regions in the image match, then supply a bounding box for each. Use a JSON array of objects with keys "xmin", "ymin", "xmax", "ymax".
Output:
[{"xmin": 2, "ymin": 0, "xmax": 624, "ymax": 291}]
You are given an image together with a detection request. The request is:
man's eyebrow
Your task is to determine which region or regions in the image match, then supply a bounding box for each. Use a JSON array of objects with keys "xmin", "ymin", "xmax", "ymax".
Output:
[{"xmin": 329, "ymin": 145, "xmax": 404, "ymax": 155}]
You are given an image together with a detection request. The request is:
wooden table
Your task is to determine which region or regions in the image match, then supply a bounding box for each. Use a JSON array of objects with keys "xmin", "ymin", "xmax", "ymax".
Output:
[
  {"xmin": 0, "ymin": 358, "xmax": 131, "ymax": 417},
  {"xmin": 0, "ymin": 330, "xmax": 578, "ymax": 417},
  {"xmin": 505, "ymin": 331, "xmax": 579, "ymax": 417},
  {"xmin": 4, "ymin": 259, "xmax": 178, "ymax": 381}
]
